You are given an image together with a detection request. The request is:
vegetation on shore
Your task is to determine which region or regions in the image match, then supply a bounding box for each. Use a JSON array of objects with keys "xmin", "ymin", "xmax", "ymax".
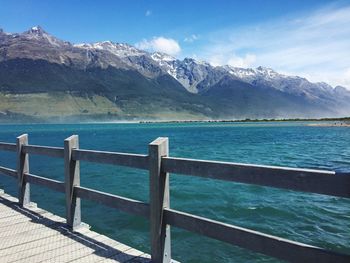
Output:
[{"xmin": 139, "ymin": 117, "xmax": 350, "ymax": 124}]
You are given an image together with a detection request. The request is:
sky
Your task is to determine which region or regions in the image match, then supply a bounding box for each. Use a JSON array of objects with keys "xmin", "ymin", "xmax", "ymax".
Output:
[{"xmin": 0, "ymin": 0, "xmax": 349, "ymax": 88}]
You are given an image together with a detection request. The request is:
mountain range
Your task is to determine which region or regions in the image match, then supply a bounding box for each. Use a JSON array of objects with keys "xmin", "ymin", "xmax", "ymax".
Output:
[{"xmin": 0, "ymin": 26, "xmax": 349, "ymax": 122}]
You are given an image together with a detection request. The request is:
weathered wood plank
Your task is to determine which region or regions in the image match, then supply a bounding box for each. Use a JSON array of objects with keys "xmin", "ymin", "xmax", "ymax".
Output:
[
  {"xmin": 64, "ymin": 135, "xmax": 81, "ymax": 230},
  {"xmin": 69, "ymin": 234, "xmax": 132, "ymax": 263},
  {"xmin": 0, "ymin": 165, "xmax": 17, "ymax": 178},
  {"xmin": 72, "ymin": 149, "xmax": 149, "ymax": 170},
  {"xmin": 0, "ymin": 192, "xmax": 151, "ymax": 263},
  {"xmin": 149, "ymin": 137, "xmax": 171, "ymax": 263},
  {"xmin": 44, "ymin": 233, "xmax": 130, "ymax": 263},
  {"xmin": 0, "ymin": 214, "xmax": 89, "ymax": 257},
  {"xmin": 7, "ymin": 228, "xmax": 99, "ymax": 263},
  {"xmin": 0, "ymin": 209, "xmax": 26, "ymax": 220},
  {"xmin": 0, "ymin": 217, "xmax": 61, "ymax": 238},
  {"xmin": 0, "ymin": 202, "xmax": 54, "ymax": 223},
  {"xmin": 0, "ymin": 142, "xmax": 16, "ymax": 152},
  {"xmin": 74, "ymin": 231, "xmax": 135, "ymax": 263},
  {"xmin": 25, "ymin": 229, "xmax": 127, "ymax": 263},
  {"xmin": 22, "ymin": 144, "xmax": 64, "ymax": 158},
  {"xmin": 162, "ymin": 157, "xmax": 350, "ymax": 198},
  {"xmin": 0, "ymin": 203, "xmax": 55, "ymax": 223},
  {"xmin": 16, "ymin": 134, "xmax": 30, "ymax": 206},
  {"xmin": 9, "ymin": 231, "xmax": 97, "ymax": 262},
  {"xmin": 0, "ymin": 229, "xmax": 91, "ymax": 262},
  {"xmin": 0, "ymin": 233, "xmax": 65, "ymax": 258},
  {"xmin": 0, "ymin": 222, "xmax": 90, "ymax": 259},
  {"xmin": 78, "ymin": 231, "xmax": 130, "ymax": 250},
  {"xmin": 0, "ymin": 215, "xmax": 37, "ymax": 228},
  {"xmin": 0, "ymin": 196, "xmax": 66, "ymax": 251},
  {"xmin": 0, "ymin": 209, "xmax": 49, "ymax": 227},
  {"xmin": 26, "ymin": 173, "xmax": 65, "ymax": 193},
  {"xmin": 0, "ymin": 211, "xmax": 26, "ymax": 221},
  {"xmin": 164, "ymin": 208, "xmax": 350, "ymax": 263},
  {"xmin": 75, "ymin": 186, "xmax": 149, "ymax": 218},
  {"xmin": 0, "ymin": 224, "xmax": 65, "ymax": 250}
]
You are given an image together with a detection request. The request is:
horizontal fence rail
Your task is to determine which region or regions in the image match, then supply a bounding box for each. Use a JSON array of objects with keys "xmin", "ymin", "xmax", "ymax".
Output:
[
  {"xmin": 0, "ymin": 142, "xmax": 16, "ymax": 152},
  {"xmin": 0, "ymin": 136, "xmax": 349, "ymax": 263},
  {"xmin": 0, "ymin": 166, "xmax": 17, "ymax": 178},
  {"xmin": 162, "ymin": 157, "xmax": 350, "ymax": 198},
  {"xmin": 23, "ymin": 145, "xmax": 64, "ymax": 158},
  {"xmin": 26, "ymin": 173, "xmax": 65, "ymax": 193},
  {"xmin": 164, "ymin": 208, "xmax": 349, "ymax": 263},
  {"xmin": 75, "ymin": 186, "xmax": 149, "ymax": 218},
  {"xmin": 72, "ymin": 149, "xmax": 148, "ymax": 169}
]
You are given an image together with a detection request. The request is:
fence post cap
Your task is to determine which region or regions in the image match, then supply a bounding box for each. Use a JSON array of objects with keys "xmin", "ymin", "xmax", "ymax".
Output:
[
  {"xmin": 64, "ymin": 135, "xmax": 79, "ymax": 142},
  {"xmin": 149, "ymin": 137, "xmax": 168, "ymax": 146}
]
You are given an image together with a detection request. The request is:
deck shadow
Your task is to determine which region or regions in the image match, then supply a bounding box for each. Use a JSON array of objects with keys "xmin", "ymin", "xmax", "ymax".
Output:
[{"xmin": 0, "ymin": 194, "xmax": 150, "ymax": 262}]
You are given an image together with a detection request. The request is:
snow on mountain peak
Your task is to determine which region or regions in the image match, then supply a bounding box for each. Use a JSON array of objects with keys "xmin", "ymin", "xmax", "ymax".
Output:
[
  {"xmin": 151, "ymin": 52, "xmax": 176, "ymax": 62},
  {"xmin": 192, "ymin": 58, "xmax": 209, "ymax": 66},
  {"xmin": 20, "ymin": 26, "xmax": 69, "ymax": 47},
  {"xmin": 27, "ymin": 26, "xmax": 45, "ymax": 35},
  {"xmin": 224, "ymin": 66, "xmax": 257, "ymax": 78},
  {"xmin": 75, "ymin": 41, "xmax": 146, "ymax": 57},
  {"xmin": 223, "ymin": 65, "xmax": 284, "ymax": 81}
]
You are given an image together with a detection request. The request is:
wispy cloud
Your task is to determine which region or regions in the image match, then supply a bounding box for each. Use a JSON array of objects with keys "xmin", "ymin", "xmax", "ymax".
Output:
[
  {"xmin": 135, "ymin": 37, "xmax": 181, "ymax": 56},
  {"xmin": 184, "ymin": 34, "xmax": 199, "ymax": 43},
  {"xmin": 145, "ymin": 10, "xmax": 152, "ymax": 16},
  {"xmin": 199, "ymin": 4, "xmax": 350, "ymax": 88}
]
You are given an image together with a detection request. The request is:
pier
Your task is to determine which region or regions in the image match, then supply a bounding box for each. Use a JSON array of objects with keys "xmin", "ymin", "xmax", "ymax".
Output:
[
  {"xmin": 0, "ymin": 191, "xmax": 150, "ymax": 262},
  {"xmin": 0, "ymin": 134, "xmax": 349, "ymax": 262}
]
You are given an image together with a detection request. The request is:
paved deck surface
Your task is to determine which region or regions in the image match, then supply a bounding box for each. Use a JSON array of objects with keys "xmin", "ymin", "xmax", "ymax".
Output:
[{"xmin": 0, "ymin": 190, "xmax": 151, "ymax": 263}]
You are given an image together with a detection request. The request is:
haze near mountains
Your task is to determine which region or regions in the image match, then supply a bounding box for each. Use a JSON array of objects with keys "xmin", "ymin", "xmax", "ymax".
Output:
[{"xmin": 0, "ymin": 26, "xmax": 349, "ymax": 122}]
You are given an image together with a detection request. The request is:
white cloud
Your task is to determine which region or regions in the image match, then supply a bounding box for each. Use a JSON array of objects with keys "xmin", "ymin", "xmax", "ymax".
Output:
[
  {"xmin": 228, "ymin": 54, "xmax": 256, "ymax": 68},
  {"xmin": 145, "ymin": 10, "xmax": 152, "ymax": 16},
  {"xmin": 209, "ymin": 53, "xmax": 256, "ymax": 68},
  {"xmin": 184, "ymin": 34, "xmax": 199, "ymax": 43},
  {"xmin": 199, "ymin": 4, "xmax": 350, "ymax": 88},
  {"xmin": 135, "ymin": 37, "xmax": 181, "ymax": 56},
  {"xmin": 307, "ymin": 67, "xmax": 350, "ymax": 88}
]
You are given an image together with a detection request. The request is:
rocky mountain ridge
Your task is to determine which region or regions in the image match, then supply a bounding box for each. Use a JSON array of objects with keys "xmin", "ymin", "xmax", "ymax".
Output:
[{"xmin": 0, "ymin": 26, "xmax": 349, "ymax": 120}]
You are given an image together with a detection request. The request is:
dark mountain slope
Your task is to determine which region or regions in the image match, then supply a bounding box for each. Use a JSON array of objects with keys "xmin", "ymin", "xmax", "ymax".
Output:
[
  {"xmin": 0, "ymin": 58, "xmax": 213, "ymax": 119},
  {"xmin": 201, "ymin": 76, "xmax": 336, "ymax": 118}
]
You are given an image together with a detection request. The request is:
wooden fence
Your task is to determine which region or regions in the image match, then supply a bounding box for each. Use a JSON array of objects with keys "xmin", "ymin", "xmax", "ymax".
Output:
[{"xmin": 0, "ymin": 134, "xmax": 349, "ymax": 263}]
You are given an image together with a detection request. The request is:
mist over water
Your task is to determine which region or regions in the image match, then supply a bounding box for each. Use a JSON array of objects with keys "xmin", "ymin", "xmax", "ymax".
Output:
[{"xmin": 0, "ymin": 122, "xmax": 349, "ymax": 262}]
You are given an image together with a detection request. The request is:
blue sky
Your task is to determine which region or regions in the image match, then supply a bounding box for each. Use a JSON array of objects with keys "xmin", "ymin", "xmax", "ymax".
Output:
[{"xmin": 0, "ymin": 0, "xmax": 349, "ymax": 88}]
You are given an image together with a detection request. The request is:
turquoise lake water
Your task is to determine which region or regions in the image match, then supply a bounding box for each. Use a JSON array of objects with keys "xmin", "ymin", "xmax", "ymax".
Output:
[{"xmin": 0, "ymin": 122, "xmax": 349, "ymax": 262}]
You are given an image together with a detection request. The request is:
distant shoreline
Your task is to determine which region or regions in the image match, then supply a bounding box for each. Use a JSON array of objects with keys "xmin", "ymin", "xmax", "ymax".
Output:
[
  {"xmin": 307, "ymin": 122, "xmax": 350, "ymax": 127},
  {"xmin": 139, "ymin": 117, "xmax": 350, "ymax": 125},
  {"xmin": 1, "ymin": 116, "xmax": 350, "ymax": 125}
]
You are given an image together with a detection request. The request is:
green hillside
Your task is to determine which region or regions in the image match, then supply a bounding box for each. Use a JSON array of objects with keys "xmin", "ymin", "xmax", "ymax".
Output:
[{"xmin": 0, "ymin": 59, "xmax": 211, "ymax": 121}]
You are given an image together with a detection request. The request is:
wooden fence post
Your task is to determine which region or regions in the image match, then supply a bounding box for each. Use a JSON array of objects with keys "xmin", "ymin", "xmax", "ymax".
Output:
[
  {"xmin": 149, "ymin": 137, "xmax": 171, "ymax": 263},
  {"xmin": 16, "ymin": 134, "xmax": 30, "ymax": 206},
  {"xmin": 64, "ymin": 135, "xmax": 81, "ymax": 230}
]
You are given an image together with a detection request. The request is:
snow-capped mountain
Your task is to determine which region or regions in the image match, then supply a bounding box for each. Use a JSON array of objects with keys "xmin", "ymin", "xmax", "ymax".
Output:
[
  {"xmin": 44, "ymin": 28, "xmax": 349, "ymax": 101},
  {"xmin": 150, "ymin": 54, "xmax": 217, "ymax": 93},
  {"xmin": 223, "ymin": 66, "xmax": 331, "ymax": 98},
  {"xmin": 75, "ymin": 41, "xmax": 146, "ymax": 57},
  {"xmin": 0, "ymin": 26, "xmax": 349, "ymax": 119},
  {"xmin": 22, "ymin": 26, "xmax": 70, "ymax": 47}
]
